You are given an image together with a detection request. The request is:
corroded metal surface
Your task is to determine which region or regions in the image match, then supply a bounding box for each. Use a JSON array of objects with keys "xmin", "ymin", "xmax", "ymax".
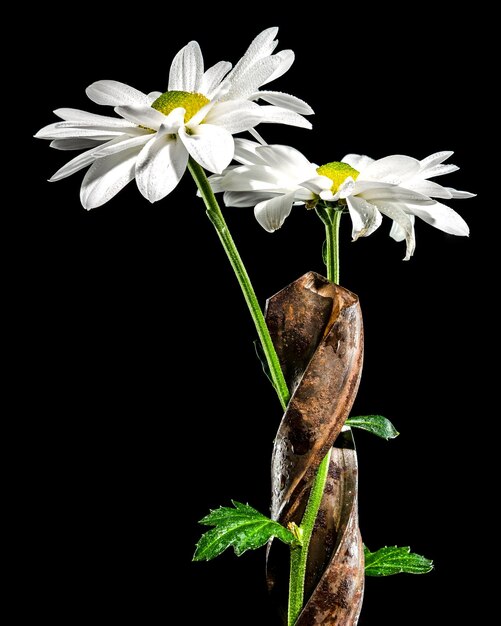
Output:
[{"xmin": 265, "ymin": 272, "xmax": 364, "ymax": 625}]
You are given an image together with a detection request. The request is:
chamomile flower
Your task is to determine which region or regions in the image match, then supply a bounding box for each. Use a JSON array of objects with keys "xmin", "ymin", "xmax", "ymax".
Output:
[
  {"xmin": 211, "ymin": 140, "xmax": 474, "ymax": 259},
  {"xmin": 35, "ymin": 29, "xmax": 312, "ymax": 209}
]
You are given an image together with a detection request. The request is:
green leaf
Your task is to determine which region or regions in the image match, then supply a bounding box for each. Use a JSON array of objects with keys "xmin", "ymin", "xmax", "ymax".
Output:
[
  {"xmin": 346, "ymin": 415, "xmax": 399, "ymax": 440},
  {"xmin": 364, "ymin": 545, "xmax": 433, "ymax": 576},
  {"xmin": 253, "ymin": 340, "xmax": 276, "ymax": 391},
  {"xmin": 193, "ymin": 501, "xmax": 297, "ymax": 561}
]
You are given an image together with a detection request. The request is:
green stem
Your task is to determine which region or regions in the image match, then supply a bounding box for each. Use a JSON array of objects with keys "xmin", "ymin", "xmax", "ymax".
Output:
[
  {"xmin": 316, "ymin": 205, "xmax": 342, "ymax": 283},
  {"xmin": 188, "ymin": 158, "xmax": 290, "ymax": 411},
  {"xmin": 288, "ymin": 449, "xmax": 332, "ymax": 626},
  {"xmin": 288, "ymin": 207, "xmax": 343, "ymax": 624}
]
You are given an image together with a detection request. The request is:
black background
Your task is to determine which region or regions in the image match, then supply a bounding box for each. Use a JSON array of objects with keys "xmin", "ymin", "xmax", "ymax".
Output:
[{"xmin": 17, "ymin": 4, "xmax": 492, "ymax": 624}]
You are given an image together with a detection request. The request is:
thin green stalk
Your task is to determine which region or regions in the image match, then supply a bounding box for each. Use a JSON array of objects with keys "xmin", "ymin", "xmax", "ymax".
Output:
[
  {"xmin": 288, "ymin": 449, "xmax": 332, "ymax": 626},
  {"xmin": 188, "ymin": 158, "xmax": 290, "ymax": 410},
  {"xmin": 288, "ymin": 207, "xmax": 343, "ymax": 624},
  {"xmin": 316, "ymin": 205, "xmax": 342, "ymax": 283}
]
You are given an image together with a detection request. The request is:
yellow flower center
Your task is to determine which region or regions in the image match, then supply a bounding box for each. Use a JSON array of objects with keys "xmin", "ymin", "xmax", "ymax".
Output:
[
  {"xmin": 316, "ymin": 161, "xmax": 359, "ymax": 193},
  {"xmin": 151, "ymin": 90, "xmax": 210, "ymax": 122}
]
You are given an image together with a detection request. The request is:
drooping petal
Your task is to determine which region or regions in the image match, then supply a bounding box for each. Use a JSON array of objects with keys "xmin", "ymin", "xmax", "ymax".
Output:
[
  {"xmin": 406, "ymin": 202, "xmax": 470, "ymax": 236},
  {"xmin": 200, "ymin": 61, "xmax": 232, "ymax": 98},
  {"xmin": 258, "ymin": 105, "xmax": 312, "ymax": 129},
  {"xmin": 168, "ymin": 41, "xmax": 204, "ymax": 92},
  {"xmin": 80, "ymin": 148, "xmax": 140, "ymax": 209},
  {"xmin": 49, "ymin": 141, "xmax": 118, "ymax": 182},
  {"xmin": 86, "ymin": 80, "xmax": 150, "ymax": 107},
  {"xmin": 373, "ymin": 201, "xmax": 416, "ymax": 260},
  {"xmin": 390, "ymin": 215, "xmax": 415, "ymax": 242},
  {"xmin": 346, "ymin": 196, "xmax": 382, "ymax": 240},
  {"xmin": 342, "ymin": 154, "xmax": 375, "ymax": 171},
  {"xmin": 205, "ymin": 101, "xmax": 263, "ymax": 133},
  {"xmin": 50, "ymin": 138, "xmax": 104, "ymax": 151},
  {"xmin": 249, "ymin": 90, "xmax": 314, "ymax": 114},
  {"xmin": 136, "ymin": 134, "xmax": 188, "ymax": 202},
  {"xmin": 114, "ymin": 105, "xmax": 167, "ymax": 131},
  {"xmin": 263, "ymin": 50, "xmax": 295, "ymax": 84},
  {"xmin": 178, "ymin": 124, "xmax": 234, "ymax": 174},
  {"xmin": 358, "ymin": 155, "xmax": 421, "ymax": 184},
  {"xmin": 254, "ymin": 191, "xmax": 295, "ymax": 232}
]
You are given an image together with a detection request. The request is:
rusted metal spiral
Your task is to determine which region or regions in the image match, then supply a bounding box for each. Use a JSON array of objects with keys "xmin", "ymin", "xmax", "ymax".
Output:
[{"xmin": 265, "ymin": 271, "xmax": 365, "ymax": 625}]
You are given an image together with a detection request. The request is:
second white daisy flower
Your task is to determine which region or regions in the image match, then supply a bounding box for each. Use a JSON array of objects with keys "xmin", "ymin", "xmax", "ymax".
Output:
[{"xmin": 210, "ymin": 140, "xmax": 474, "ymax": 259}]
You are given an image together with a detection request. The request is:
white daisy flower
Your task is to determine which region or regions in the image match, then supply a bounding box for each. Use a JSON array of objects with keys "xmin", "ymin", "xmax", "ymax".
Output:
[
  {"xmin": 35, "ymin": 29, "xmax": 312, "ymax": 210},
  {"xmin": 212, "ymin": 140, "xmax": 474, "ymax": 259}
]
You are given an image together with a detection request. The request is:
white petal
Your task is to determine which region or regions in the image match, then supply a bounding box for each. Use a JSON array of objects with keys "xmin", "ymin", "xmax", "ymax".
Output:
[
  {"xmin": 115, "ymin": 105, "xmax": 166, "ymax": 130},
  {"xmin": 136, "ymin": 134, "xmax": 188, "ymax": 202},
  {"xmin": 223, "ymin": 190, "xmax": 273, "ymax": 207},
  {"xmin": 419, "ymin": 151, "xmax": 454, "ymax": 170},
  {"xmin": 337, "ymin": 177, "xmax": 356, "ymax": 199},
  {"xmin": 402, "ymin": 179, "xmax": 453, "ymax": 199},
  {"xmin": 256, "ymin": 144, "xmax": 314, "ymax": 174},
  {"xmin": 446, "ymin": 187, "xmax": 476, "ymax": 199},
  {"xmin": 417, "ymin": 162, "xmax": 459, "ymax": 178},
  {"xmin": 373, "ymin": 202, "xmax": 416, "ymax": 260},
  {"xmin": 249, "ymin": 90, "xmax": 314, "ymax": 114},
  {"xmin": 228, "ymin": 27, "xmax": 279, "ymax": 86},
  {"xmin": 254, "ymin": 191, "xmax": 295, "ymax": 232},
  {"xmin": 258, "ymin": 105, "xmax": 312, "ymax": 129},
  {"xmin": 346, "ymin": 196, "xmax": 382, "ymax": 240},
  {"xmin": 219, "ymin": 164, "xmax": 284, "ymax": 191},
  {"xmin": 200, "ymin": 61, "xmax": 232, "ymax": 98},
  {"xmin": 263, "ymin": 50, "xmax": 295, "ymax": 84},
  {"xmin": 406, "ymin": 202, "xmax": 470, "ymax": 236},
  {"xmin": 49, "ymin": 141, "xmax": 115, "ymax": 182},
  {"xmin": 226, "ymin": 56, "xmax": 282, "ymax": 99},
  {"xmin": 233, "ymin": 138, "xmax": 267, "ymax": 165},
  {"xmin": 54, "ymin": 108, "xmax": 136, "ymax": 127},
  {"xmin": 86, "ymin": 80, "xmax": 150, "ymax": 106},
  {"xmin": 35, "ymin": 124, "xmax": 126, "ymax": 140},
  {"xmin": 300, "ymin": 175, "xmax": 332, "ymax": 194},
  {"xmin": 178, "ymin": 124, "xmax": 234, "ymax": 174},
  {"xmin": 361, "ymin": 185, "xmax": 434, "ymax": 204},
  {"xmin": 248, "ymin": 128, "xmax": 268, "ymax": 145},
  {"xmin": 93, "ymin": 134, "xmax": 152, "ymax": 158},
  {"xmin": 390, "ymin": 215, "xmax": 415, "ymax": 242},
  {"xmin": 342, "ymin": 154, "xmax": 374, "ymax": 171},
  {"xmin": 168, "ymin": 41, "xmax": 204, "ymax": 92},
  {"xmin": 148, "ymin": 91, "xmax": 162, "ymax": 103},
  {"xmin": 50, "ymin": 138, "xmax": 103, "ymax": 151},
  {"xmin": 358, "ymin": 155, "xmax": 421, "ymax": 184},
  {"xmin": 80, "ymin": 148, "xmax": 139, "ymax": 209},
  {"xmin": 205, "ymin": 101, "xmax": 263, "ymax": 133}
]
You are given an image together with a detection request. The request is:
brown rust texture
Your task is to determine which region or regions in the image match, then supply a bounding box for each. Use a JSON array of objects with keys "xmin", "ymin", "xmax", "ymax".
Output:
[{"xmin": 265, "ymin": 272, "xmax": 365, "ymax": 625}]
